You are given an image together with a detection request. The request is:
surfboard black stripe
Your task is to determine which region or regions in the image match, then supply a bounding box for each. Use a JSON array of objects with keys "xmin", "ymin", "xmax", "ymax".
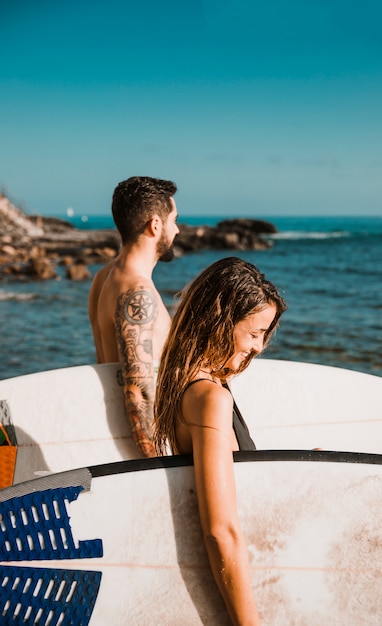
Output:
[{"xmin": 88, "ymin": 448, "xmax": 382, "ymax": 479}]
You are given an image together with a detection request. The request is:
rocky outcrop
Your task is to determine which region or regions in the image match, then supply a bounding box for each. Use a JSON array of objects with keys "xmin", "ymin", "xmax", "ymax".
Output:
[
  {"xmin": 66, "ymin": 261, "xmax": 92, "ymax": 281},
  {"xmin": 174, "ymin": 219, "xmax": 275, "ymax": 254},
  {"xmin": 0, "ymin": 192, "xmax": 277, "ymax": 281},
  {"xmin": 0, "ymin": 193, "xmax": 120, "ymax": 280}
]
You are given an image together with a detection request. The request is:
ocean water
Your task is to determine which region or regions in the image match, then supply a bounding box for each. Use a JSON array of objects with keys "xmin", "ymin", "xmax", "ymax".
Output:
[{"xmin": 0, "ymin": 215, "xmax": 381, "ymax": 380}]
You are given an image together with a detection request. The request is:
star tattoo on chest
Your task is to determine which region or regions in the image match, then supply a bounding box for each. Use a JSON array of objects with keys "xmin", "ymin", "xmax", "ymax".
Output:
[{"xmin": 124, "ymin": 290, "xmax": 156, "ymax": 325}]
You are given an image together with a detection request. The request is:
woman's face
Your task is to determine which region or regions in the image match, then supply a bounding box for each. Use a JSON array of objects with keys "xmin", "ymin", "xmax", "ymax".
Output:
[{"xmin": 224, "ymin": 304, "xmax": 277, "ymax": 371}]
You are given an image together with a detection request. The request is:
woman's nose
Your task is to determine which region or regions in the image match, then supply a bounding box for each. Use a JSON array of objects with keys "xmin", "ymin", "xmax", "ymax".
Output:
[{"xmin": 252, "ymin": 336, "xmax": 264, "ymax": 353}]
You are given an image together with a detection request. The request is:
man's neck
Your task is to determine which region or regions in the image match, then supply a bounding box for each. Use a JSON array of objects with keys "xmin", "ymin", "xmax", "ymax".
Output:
[{"xmin": 117, "ymin": 242, "xmax": 157, "ymax": 279}]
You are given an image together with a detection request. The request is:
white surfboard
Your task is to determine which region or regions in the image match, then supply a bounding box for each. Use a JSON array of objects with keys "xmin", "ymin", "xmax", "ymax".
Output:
[
  {"xmin": 1, "ymin": 450, "xmax": 382, "ymax": 625},
  {"xmin": 0, "ymin": 359, "xmax": 381, "ymax": 484},
  {"xmin": 231, "ymin": 359, "xmax": 382, "ymax": 452}
]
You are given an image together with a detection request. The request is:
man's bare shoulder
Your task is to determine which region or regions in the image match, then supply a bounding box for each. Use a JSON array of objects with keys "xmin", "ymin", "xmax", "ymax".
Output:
[
  {"xmin": 91, "ymin": 259, "xmax": 155, "ymax": 308},
  {"xmin": 95, "ymin": 259, "xmax": 154, "ymax": 292},
  {"xmin": 89, "ymin": 261, "xmax": 114, "ymax": 297},
  {"xmin": 89, "ymin": 262, "xmax": 114, "ymax": 320}
]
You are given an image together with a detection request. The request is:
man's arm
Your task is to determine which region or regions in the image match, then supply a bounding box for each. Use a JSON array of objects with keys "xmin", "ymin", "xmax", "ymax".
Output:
[
  {"xmin": 88, "ymin": 270, "xmax": 106, "ymax": 363},
  {"xmin": 115, "ymin": 286, "xmax": 158, "ymax": 457}
]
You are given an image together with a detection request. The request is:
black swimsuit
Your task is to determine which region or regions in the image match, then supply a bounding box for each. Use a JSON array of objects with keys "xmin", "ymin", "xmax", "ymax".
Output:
[{"xmin": 184, "ymin": 379, "xmax": 256, "ymax": 451}]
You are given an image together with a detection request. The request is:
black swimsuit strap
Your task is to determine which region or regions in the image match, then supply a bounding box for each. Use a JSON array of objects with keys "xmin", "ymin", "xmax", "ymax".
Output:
[
  {"xmin": 223, "ymin": 382, "xmax": 257, "ymax": 451},
  {"xmin": 222, "ymin": 382, "xmax": 242, "ymax": 418}
]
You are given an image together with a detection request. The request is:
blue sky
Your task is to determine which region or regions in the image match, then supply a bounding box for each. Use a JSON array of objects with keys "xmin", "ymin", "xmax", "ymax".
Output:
[{"xmin": 1, "ymin": 0, "xmax": 381, "ymax": 217}]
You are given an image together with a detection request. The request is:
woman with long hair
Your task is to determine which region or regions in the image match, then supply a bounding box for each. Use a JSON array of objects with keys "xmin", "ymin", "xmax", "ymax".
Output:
[{"xmin": 154, "ymin": 256, "xmax": 286, "ymax": 625}]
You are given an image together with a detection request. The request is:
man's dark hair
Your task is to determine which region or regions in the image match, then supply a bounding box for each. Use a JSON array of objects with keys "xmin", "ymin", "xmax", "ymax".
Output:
[{"xmin": 111, "ymin": 176, "xmax": 177, "ymax": 245}]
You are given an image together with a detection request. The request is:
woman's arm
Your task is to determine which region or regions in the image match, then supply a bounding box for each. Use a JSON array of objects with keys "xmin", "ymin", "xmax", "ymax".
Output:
[{"xmin": 183, "ymin": 382, "xmax": 261, "ymax": 625}]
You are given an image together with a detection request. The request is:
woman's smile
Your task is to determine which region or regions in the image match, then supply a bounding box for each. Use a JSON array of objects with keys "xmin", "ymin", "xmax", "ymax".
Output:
[{"xmin": 225, "ymin": 304, "xmax": 277, "ymax": 371}]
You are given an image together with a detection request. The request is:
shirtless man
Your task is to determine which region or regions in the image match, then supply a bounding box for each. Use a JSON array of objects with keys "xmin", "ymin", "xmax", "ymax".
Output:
[{"xmin": 88, "ymin": 176, "xmax": 179, "ymax": 457}]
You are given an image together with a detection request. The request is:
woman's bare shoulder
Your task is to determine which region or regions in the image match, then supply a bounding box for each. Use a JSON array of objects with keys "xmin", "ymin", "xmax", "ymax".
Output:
[{"xmin": 182, "ymin": 380, "xmax": 233, "ymax": 427}]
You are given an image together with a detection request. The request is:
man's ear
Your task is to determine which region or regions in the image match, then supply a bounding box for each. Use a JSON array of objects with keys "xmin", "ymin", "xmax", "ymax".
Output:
[{"xmin": 147, "ymin": 214, "xmax": 161, "ymax": 236}]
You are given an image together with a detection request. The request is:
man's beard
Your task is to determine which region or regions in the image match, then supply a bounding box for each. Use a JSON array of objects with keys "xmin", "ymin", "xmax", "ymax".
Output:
[{"xmin": 157, "ymin": 234, "xmax": 175, "ymax": 263}]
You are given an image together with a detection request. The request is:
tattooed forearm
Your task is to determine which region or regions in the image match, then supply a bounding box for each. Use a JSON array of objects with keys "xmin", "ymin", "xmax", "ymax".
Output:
[
  {"xmin": 124, "ymin": 385, "xmax": 156, "ymax": 457},
  {"xmin": 115, "ymin": 287, "xmax": 158, "ymax": 457}
]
